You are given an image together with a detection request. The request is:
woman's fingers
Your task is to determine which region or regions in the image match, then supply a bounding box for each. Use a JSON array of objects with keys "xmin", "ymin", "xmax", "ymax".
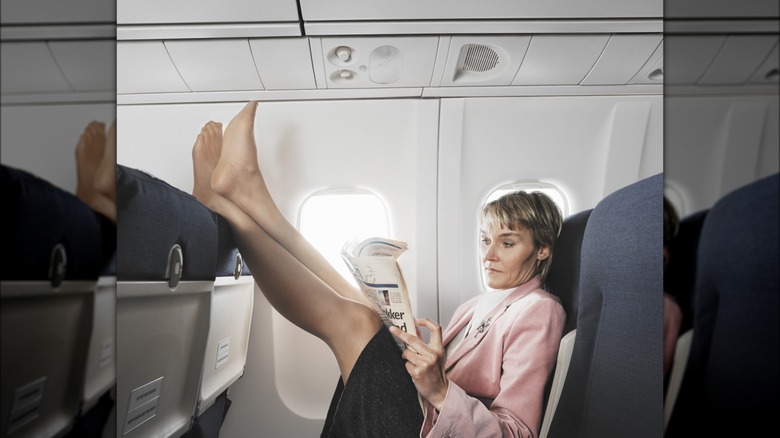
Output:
[{"xmin": 415, "ymin": 318, "xmax": 444, "ymax": 351}]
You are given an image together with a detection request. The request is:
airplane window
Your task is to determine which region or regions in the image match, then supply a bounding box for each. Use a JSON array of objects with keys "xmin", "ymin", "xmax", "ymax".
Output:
[
  {"xmin": 664, "ymin": 183, "xmax": 687, "ymax": 218},
  {"xmin": 299, "ymin": 189, "xmax": 390, "ymax": 283},
  {"xmin": 484, "ymin": 182, "xmax": 569, "ymax": 218}
]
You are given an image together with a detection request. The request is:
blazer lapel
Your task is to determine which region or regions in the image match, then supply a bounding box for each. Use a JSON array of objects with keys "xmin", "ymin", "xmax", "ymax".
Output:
[{"xmin": 444, "ymin": 276, "xmax": 543, "ymax": 372}]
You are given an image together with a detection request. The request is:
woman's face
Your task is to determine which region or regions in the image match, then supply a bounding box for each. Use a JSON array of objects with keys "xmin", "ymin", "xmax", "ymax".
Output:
[{"xmin": 479, "ymin": 220, "xmax": 549, "ymax": 290}]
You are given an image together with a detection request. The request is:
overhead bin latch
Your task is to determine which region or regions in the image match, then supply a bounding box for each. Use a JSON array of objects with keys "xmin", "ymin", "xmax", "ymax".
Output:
[
  {"xmin": 234, "ymin": 253, "xmax": 244, "ymax": 280},
  {"xmin": 166, "ymin": 244, "xmax": 183, "ymax": 290},
  {"xmin": 48, "ymin": 243, "xmax": 67, "ymax": 288}
]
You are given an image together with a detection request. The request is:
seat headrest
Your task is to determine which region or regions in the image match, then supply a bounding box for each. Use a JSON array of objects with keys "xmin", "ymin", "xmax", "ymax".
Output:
[
  {"xmin": 116, "ymin": 165, "xmax": 218, "ymax": 282},
  {"xmin": 545, "ymin": 208, "xmax": 592, "ymax": 334},
  {"xmin": 1, "ymin": 164, "xmax": 107, "ymax": 282}
]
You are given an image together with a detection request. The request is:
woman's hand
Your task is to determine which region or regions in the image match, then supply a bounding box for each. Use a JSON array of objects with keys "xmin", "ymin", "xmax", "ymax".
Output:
[{"xmin": 390, "ymin": 319, "xmax": 449, "ymax": 411}]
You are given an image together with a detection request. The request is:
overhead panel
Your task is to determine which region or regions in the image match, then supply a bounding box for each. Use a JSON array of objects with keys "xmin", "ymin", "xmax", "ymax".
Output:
[
  {"xmin": 165, "ymin": 40, "xmax": 264, "ymax": 92},
  {"xmin": 249, "ymin": 38, "xmax": 317, "ymax": 90},
  {"xmin": 117, "ymin": 0, "xmax": 298, "ymax": 24},
  {"xmin": 630, "ymin": 41, "xmax": 664, "ymax": 85},
  {"xmin": 512, "ymin": 35, "xmax": 610, "ymax": 85},
  {"xmin": 0, "ymin": 42, "xmax": 71, "ymax": 93},
  {"xmin": 698, "ymin": 35, "xmax": 779, "ymax": 85},
  {"xmin": 663, "ymin": 36, "xmax": 725, "ymax": 85},
  {"xmin": 117, "ymin": 41, "xmax": 189, "ymax": 94},
  {"xmin": 582, "ymin": 34, "xmax": 662, "ymax": 85},
  {"xmin": 748, "ymin": 40, "xmax": 779, "ymax": 84},
  {"xmin": 438, "ymin": 36, "xmax": 531, "ymax": 87},
  {"xmin": 48, "ymin": 40, "xmax": 115, "ymax": 91},
  {"xmin": 317, "ymin": 37, "xmax": 440, "ymax": 88}
]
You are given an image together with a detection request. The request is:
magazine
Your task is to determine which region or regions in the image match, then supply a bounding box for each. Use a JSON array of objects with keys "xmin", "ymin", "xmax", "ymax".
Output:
[{"xmin": 341, "ymin": 237, "xmax": 417, "ymax": 349}]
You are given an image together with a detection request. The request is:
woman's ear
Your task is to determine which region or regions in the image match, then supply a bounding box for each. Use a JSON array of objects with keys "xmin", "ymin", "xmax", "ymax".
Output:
[{"xmin": 537, "ymin": 246, "xmax": 551, "ymax": 261}]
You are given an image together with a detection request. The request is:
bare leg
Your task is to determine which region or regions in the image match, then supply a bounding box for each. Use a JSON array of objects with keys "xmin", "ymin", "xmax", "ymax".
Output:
[
  {"xmin": 75, "ymin": 121, "xmax": 116, "ymax": 222},
  {"xmin": 211, "ymin": 101, "xmax": 374, "ymax": 308},
  {"xmin": 192, "ymin": 120, "xmax": 382, "ymax": 382}
]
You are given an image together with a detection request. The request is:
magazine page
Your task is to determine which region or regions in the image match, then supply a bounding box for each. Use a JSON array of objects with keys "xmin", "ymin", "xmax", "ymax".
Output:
[{"xmin": 342, "ymin": 237, "xmax": 416, "ymax": 348}]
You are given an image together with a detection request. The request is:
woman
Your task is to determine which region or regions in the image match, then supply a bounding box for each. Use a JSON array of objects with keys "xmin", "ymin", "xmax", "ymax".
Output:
[{"xmin": 191, "ymin": 101, "xmax": 565, "ymax": 437}]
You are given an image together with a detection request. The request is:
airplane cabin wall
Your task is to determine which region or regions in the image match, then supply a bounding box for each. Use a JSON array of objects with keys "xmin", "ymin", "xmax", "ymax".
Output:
[{"xmin": 665, "ymin": 95, "xmax": 779, "ymax": 217}]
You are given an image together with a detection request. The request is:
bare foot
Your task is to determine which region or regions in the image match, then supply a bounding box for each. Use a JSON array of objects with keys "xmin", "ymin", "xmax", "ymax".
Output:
[
  {"xmin": 210, "ymin": 100, "xmax": 278, "ymax": 222},
  {"xmin": 192, "ymin": 119, "xmax": 258, "ymax": 231},
  {"xmin": 192, "ymin": 121, "xmax": 223, "ymax": 208},
  {"xmin": 75, "ymin": 121, "xmax": 106, "ymax": 204},
  {"xmin": 95, "ymin": 119, "xmax": 116, "ymax": 201}
]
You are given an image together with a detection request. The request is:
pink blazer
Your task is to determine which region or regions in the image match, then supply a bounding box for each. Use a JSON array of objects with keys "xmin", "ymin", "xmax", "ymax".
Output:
[{"xmin": 421, "ymin": 276, "xmax": 566, "ymax": 438}]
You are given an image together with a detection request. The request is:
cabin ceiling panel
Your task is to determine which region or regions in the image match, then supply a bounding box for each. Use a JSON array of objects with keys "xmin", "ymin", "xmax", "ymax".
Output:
[
  {"xmin": 582, "ymin": 34, "xmax": 663, "ymax": 85},
  {"xmin": 748, "ymin": 40, "xmax": 779, "ymax": 84},
  {"xmin": 165, "ymin": 39, "xmax": 264, "ymax": 92},
  {"xmin": 0, "ymin": 42, "xmax": 72, "ymax": 93},
  {"xmin": 698, "ymin": 35, "xmax": 779, "ymax": 85},
  {"xmin": 117, "ymin": 41, "xmax": 189, "ymax": 94},
  {"xmin": 48, "ymin": 40, "xmax": 115, "ymax": 91},
  {"xmin": 512, "ymin": 35, "xmax": 610, "ymax": 85},
  {"xmin": 250, "ymin": 39, "xmax": 317, "ymax": 90}
]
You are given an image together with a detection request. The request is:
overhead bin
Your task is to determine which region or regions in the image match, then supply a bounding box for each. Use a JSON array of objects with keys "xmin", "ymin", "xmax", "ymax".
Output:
[
  {"xmin": 298, "ymin": 0, "xmax": 661, "ymax": 21},
  {"xmin": 117, "ymin": 0, "xmax": 298, "ymax": 25},
  {"xmin": 0, "ymin": 0, "xmax": 113, "ymax": 24}
]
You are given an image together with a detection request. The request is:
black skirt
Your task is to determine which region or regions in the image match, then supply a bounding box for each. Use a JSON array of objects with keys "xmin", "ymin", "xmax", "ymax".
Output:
[{"xmin": 322, "ymin": 326, "xmax": 424, "ymax": 438}]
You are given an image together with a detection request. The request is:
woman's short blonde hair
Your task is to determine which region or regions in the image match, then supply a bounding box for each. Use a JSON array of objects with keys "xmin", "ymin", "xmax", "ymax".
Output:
[{"xmin": 481, "ymin": 191, "xmax": 563, "ymax": 281}]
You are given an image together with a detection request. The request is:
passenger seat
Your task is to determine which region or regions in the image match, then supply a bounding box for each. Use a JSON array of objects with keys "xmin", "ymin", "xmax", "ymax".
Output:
[{"xmin": 547, "ymin": 173, "xmax": 663, "ymax": 438}]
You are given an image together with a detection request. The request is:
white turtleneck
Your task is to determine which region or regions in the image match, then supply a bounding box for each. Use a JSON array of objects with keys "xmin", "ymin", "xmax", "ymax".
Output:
[{"xmin": 446, "ymin": 287, "xmax": 515, "ymax": 358}]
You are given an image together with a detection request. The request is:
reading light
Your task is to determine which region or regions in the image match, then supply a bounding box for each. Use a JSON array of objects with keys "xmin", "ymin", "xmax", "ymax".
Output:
[{"xmin": 648, "ymin": 68, "xmax": 664, "ymax": 81}]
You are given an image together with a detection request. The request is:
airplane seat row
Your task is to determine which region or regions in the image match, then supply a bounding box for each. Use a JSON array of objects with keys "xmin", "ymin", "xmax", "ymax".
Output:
[
  {"xmin": 538, "ymin": 207, "xmax": 591, "ymax": 438},
  {"xmin": 665, "ymin": 172, "xmax": 779, "ymax": 437},
  {"xmin": 116, "ymin": 165, "xmax": 253, "ymax": 438},
  {"xmin": 542, "ymin": 172, "xmax": 663, "ymax": 438},
  {"xmin": 1, "ymin": 164, "xmax": 116, "ymax": 438},
  {"xmin": 184, "ymin": 215, "xmax": 254, "ymax": 438}
]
